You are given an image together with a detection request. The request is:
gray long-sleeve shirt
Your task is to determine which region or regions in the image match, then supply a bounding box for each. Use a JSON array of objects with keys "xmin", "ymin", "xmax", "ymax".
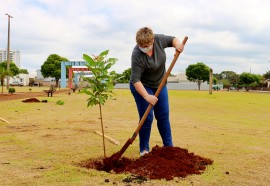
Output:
[{"xmin": 130, "ymin": 34, "xmax": 175, "ymax": 88}]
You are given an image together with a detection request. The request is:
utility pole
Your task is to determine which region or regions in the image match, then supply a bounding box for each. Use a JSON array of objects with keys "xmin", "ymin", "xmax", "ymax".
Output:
[{"xmin": 5, "ymin": 13, "xmax": 13, "ymax": 90}]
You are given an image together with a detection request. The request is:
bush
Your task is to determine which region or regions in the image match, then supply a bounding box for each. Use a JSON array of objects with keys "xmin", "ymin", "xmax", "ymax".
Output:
[
  {"xmin": 8, "ymin": 87, "xmax": 15, "ymax": 94},
  {"xmin": 56, "ymin": 100, "xmax": 64, "ymax": 105}
]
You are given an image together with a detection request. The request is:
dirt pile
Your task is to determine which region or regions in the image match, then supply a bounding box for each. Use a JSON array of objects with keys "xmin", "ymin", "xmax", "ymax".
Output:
[
  {"xmin": 21, "ymin": 98, "xmax": 48, "ymax": 103},
  {"xmin": 81, "ymin": 145, "xmax": 213, "ymax": 180},
  {"xmin": 22, "ymin": 98, "xmax": 40, "ymax": 103}
]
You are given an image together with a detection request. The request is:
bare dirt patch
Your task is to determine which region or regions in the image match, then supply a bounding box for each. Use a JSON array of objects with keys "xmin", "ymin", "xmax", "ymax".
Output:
[{"xmin": 0, "ymin": 89, "xmax": 70, "ymax": 102}]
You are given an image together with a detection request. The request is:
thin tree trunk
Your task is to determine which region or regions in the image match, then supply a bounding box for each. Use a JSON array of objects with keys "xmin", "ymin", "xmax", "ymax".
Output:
[
  {"xmin": 99, "ymin": 103, "xmax": 106, "ymax": 157},
  {"xmin": 209, "ymin": 68, "xmax": 213, "ymax": 95},
  {"xmin": 1, "ymin": 79, "xmax": 4, "ymax": 94},
  {"xmin": 56, "ymin": 79, "xmax": 59, "ymax": 89},
  {"xmin": 198, "ymin": 80, "xmax": 201, "ymax": 90}
]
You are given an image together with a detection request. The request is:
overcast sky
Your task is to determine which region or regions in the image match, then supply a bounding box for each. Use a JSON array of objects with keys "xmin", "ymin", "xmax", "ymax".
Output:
[{"xmin": 1, "ymin": 0, "xmax": 270, "ymax": 75}]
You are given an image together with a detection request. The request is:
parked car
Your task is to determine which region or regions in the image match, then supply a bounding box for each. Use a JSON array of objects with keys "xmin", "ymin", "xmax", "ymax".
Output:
[
  {"xmin": 33, "ymin": 82, "xmax": 39, "ymax": 86},
  {"xmin": 29, "ymin": 82, "xmax": 39, "ymax": 87},
  {"xmin": 10, "ymin": 82, "xmax": 24, "ymax": 86},
  {"xmin": 212, "ymin": 85, "xmax": 220, "ymax": 90}
]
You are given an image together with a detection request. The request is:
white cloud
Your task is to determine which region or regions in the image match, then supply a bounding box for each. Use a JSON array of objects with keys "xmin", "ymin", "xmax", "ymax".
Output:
[{"xmin": 0, "ymin": 0, "xmax": 270, "ymax": 75}]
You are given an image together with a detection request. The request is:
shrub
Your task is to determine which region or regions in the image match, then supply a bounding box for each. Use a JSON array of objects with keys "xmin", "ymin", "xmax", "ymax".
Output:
[
  {"xmin": 8, "ymin": 87, "xmax": 15, "ymax": 94},
  {"xmin": 56, "ymin": 100, "xmax": 64, "ymax": 105}
]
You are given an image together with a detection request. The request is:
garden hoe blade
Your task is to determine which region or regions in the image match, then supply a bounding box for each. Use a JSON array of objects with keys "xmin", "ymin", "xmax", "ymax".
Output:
[{"xmin": 103, "ymin": 36, "xmax": 188, "ymax": 171}]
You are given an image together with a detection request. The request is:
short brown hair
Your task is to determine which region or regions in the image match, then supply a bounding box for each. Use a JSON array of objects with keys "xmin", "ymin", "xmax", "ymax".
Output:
[{"xmin": 136, "ymin": 27, "xmax": 154, "ymax": 46}]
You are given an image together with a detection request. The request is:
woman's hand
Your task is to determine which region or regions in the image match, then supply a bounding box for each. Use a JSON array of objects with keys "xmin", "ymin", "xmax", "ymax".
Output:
[
  {"xmin": 175, "ymin": 43, "xmax": 184, "ymax": 53},
  {"xmin": 172, "ymin": 37, "xmax": 184, "ymax": 53},
  {"xmin": 144, "ymin": 94, "xmax": 158, "ymax": 105},
  {"xmin": 133, "ymin": 81, "xmax": 158, "ymax": 105}
]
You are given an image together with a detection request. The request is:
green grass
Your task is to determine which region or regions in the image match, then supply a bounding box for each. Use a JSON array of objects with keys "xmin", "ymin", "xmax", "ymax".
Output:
[{"xmin": 1, "ymin": 89, "xmax": 270, "ymax": 185}]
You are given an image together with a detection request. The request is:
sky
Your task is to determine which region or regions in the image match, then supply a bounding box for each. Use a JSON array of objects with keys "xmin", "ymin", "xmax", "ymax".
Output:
[{"xmin": 1, "ymin": 0, "xmax": 270, "ymax": 75}]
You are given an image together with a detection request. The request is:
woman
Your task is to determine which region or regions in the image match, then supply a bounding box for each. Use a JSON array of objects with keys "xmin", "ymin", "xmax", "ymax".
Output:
[{"xmin": 130, "ymin": 27, "xmax": 184, "ymax": 156}]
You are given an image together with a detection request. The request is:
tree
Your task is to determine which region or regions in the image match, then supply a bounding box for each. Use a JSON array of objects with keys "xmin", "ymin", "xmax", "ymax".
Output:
[
  {"xmin": 213, "ymin": 76, "xmax": 218, "ymax": 85},
  {"xmin": 239, "ymin": 72, "xmax": 262, "ymax": 91},
  {"xmin": 263, "ymin": 71, "xmax": 270, "ymax": 80},
  {"xmin": 186, "ymin": 62, "xmax": 210, "ymax": 90},
  {"xmin": 219, "ymin": 79, "xmax": 230, "ymax": 89},
  {"xmin": 121, "ymin": 68, "xmax": 131, "ymax": 83},
  {"xmin": 110, "ymin": 68, "xmax": 131, "ymax": 84},
  {"xmin": 256, "ymin": 74, "xmax": 264, "ymax": 90},
  {"xmin": 0, "ymin": 61, "xmax": 20, "ymax": 76},
  {"xmin": 114, "ymin": 68, "xmax": 131, "ymax": 83},
  {"xmin": 0, "ymin": 62, "xmax": 20, "ymax": 93},
  {"xmin": 19, "ymin": 69, "xmax": 29, "ymax": 74},
  {"xmin": 81, "ymin": 50, "xmax": 117, "ymax": 157},
  {"xmin": 41, "ymin": 54, "xmax": 69, "ymax": 87},
  {"xmin": 220, "ymin": 71, "xmax": 239, "ymax": 88}
]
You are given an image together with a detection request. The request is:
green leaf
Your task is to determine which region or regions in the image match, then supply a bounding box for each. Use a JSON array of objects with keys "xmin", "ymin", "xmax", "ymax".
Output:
[
  {"xmin": 104, "ymin": 63, "xmax": 113, "ymax": 70},
  {"xmin": 99, "ymin": 50, "xmax": 109, "ymax": 57},
  {"xmin": 83, "ymin": 54, "xmax": 95, "ymax": 66},
  {"xmin": 81, "ymin": 50, "xmax": 117, "ymax": 114},
  {"xmin": 107, "ymin": 58, "xmax": 117, "ymax": 63}
]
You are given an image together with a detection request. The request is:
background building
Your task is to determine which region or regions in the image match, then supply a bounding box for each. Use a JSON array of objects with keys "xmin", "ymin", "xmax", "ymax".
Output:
[
  {"xmin": 0, "ymin": 48, "xmax": 21, "ymax": 67},
  {"xmin": 36, "ymin": 69, "xmax": 55, "ymax": 82}
]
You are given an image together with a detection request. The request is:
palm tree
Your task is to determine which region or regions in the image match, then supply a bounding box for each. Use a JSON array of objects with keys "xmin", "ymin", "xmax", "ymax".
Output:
[{"xmin": 0, "ymin": 67, "xmax": 10, "ymax": 94}]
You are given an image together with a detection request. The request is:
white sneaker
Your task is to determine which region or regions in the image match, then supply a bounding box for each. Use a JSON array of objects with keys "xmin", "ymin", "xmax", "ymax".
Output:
[{"xmin": 140, "ymin": 150, "xmax": 149, "ymax": 156}]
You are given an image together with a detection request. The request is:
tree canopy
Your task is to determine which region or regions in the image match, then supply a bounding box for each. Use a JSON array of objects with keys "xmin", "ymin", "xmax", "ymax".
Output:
[
  {"xmin": 186, "ymin": 62, "xmax": 210, "ymax": 90},
  {"xmin": 19, "ymin": 69, "xmax": 29, "ymax": 74},
  {"xmin": 41, "ymin": 54, "xmax": 69, "ymax": 86},
  {"xmin": 213, "ymin": 71, "xmax": 240, "ymax": 89},
  {"xmin": 263, "ymin": 71, "xmax": 270, "ymax": 80},
  {"xmin": 239, "ymin": 72, "xmax": 262, "ymax": 91},
  {"xmin": 0, "ymin": 61, "xmax": 20, "ymax": 77},
  {"xmin": 113, "ymin": 68, "xmax": 131, "ymax": 83}
]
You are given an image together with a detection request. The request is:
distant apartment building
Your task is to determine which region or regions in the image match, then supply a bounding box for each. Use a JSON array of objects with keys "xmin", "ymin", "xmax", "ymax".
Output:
[{"xmin": 0, "ymin": 49, "xmax": 21, "ymax": 68}]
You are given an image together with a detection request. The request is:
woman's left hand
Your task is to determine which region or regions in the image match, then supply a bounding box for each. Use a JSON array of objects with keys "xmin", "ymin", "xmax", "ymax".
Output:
[{"xmin": 175, "ymin": 43, "xmax": 184, "ymax": 53}]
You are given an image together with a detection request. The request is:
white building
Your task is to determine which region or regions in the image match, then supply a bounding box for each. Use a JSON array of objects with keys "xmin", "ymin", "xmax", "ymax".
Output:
[
  {"xmin": 0, "ymin": 49, "xmax": 21, "ymax": 68},
  {"xmin": 10, "ymin": 74, "xmax": 29, "ymax": 86},
  {"xmin": 168, "ymin": 72, "xmax": 189, "ymax": 83}
]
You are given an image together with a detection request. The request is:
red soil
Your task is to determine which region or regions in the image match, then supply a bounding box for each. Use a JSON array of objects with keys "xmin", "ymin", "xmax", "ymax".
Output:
[
  {"xmin": 81, "ymin": 145, "xmax": 213, "ymax": 181},
  {"xmin": 22, "ymin": 98, "xmax": 41, "ymax": 103},
  {"xmin": 0, "ymin": 89, "xmax": 70, "ymax": 102}
]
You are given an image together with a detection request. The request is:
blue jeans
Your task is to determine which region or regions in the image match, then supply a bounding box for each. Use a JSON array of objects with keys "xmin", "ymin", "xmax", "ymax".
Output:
[{"xmin": 130, "ymin": 82, "xmax": 173, "ymax": 153}]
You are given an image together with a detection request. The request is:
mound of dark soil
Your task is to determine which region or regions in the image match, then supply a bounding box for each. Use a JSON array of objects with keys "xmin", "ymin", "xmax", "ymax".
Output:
[
  {"xmin": 81, "ymin": 145, "xmax": 213, "ymax": 181},
  {"xmin": 22, "ymin": 98, "xmax": 40, "ymax": 103}
]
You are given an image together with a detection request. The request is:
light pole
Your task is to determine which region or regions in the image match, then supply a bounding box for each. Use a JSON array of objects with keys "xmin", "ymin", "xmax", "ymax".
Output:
[{"xmin": 5, "ymin": 13, "xmax": 13, "ymax": 90}]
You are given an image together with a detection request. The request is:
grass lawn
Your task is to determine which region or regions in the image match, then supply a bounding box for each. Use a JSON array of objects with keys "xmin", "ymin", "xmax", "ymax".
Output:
[{"xmin": 0, "ymin": 88, "xmax": 270, "ymax": 185}]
